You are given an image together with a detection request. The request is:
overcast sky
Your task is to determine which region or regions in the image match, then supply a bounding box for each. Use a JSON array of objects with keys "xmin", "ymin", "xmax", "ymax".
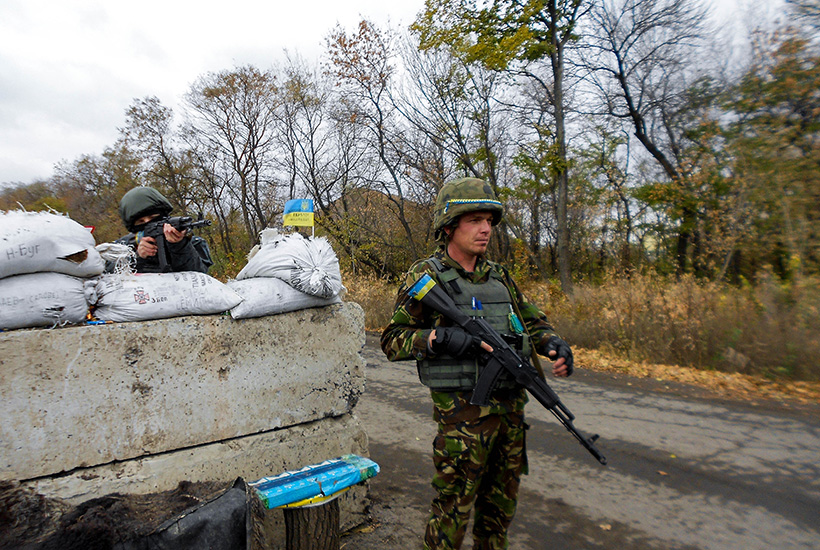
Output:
[
  {"xmin": 0, "ymin": 0, "xmax": 427, "ymax": 185},
  {"xmin": 0, "ymin": 0, "xmax": 761, "ymax": 186}
]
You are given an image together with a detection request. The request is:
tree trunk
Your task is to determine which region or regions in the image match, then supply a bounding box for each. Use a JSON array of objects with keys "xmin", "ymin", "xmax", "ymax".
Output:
[
  {"xmin": 550, "ymin": 0, "xmax": 573, "ymax": 294},
  {"xmin": 283, "ymin": 500, "xmax": 340, "ymax": 550}
]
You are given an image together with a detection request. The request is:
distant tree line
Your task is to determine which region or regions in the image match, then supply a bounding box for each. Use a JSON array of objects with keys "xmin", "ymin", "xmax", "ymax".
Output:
[{"xmin": 1, "ymin": 0, "xmax": 818, "ymax": 288}]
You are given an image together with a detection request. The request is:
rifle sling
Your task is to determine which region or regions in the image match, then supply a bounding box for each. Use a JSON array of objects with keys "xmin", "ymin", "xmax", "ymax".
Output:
[{"xmin": 508, "ymin": 285, "xmax": 548, "ymax": 382}]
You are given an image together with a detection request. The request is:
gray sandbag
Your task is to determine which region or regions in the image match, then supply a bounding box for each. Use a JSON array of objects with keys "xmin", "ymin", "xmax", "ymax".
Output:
[
  {"xmin": 227, "ymin": 276, "xmax": 342, "ymax": 319},
  {"xmin": 0, "ymin": 272, "xmax": 93, "ymax": 330},
  {"xmin": 0, "ymin": 210, "xmax": 104, "ymax": 280},
  {"xmin": 236, "ymin": 230, "xmax": 343, "ymax": 299},
  {"xmin": 92, "ymin": 272, "xmax": 243, "ymax": 322}
]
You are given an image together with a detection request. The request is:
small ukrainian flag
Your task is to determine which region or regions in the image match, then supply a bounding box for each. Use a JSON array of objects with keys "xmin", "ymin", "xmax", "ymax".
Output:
[
  {"xmin": 283, "ymin": 199, "xmax": 314, "ymax": 227},
  {"xmin": 409, "ymin": 274, "xmax": 437, "ymax": 300}
]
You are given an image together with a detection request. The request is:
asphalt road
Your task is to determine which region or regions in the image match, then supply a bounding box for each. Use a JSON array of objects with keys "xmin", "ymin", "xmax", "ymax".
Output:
[{"xmin": 341, "ymin": 333, "xmax": 820, "ymax": 550}]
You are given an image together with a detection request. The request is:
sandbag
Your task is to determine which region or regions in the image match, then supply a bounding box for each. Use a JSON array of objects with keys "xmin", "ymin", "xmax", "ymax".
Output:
[
  {"xmin": 236, "ymin": 230, "xmax": 343, "ymax": 299},
  {"xmin": 0, "ymin": 210, "xmax": 104, "ymax": 279},
  {"xmin": 0, "ymin": 272, "xmax": 92, "ymax": 330},
  {"xmin": 227, "ymin": 277, "xmax": 342, "ymax": 320},
  {"xmin": 92, "ymin": 272, "xmax": 243, "ymax": 322}
]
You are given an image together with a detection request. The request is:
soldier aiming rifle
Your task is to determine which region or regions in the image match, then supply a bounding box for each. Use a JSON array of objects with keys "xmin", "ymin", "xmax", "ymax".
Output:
[{"xmin": 108, "ymin": 187, "xmax": 213, "ymax": 274}]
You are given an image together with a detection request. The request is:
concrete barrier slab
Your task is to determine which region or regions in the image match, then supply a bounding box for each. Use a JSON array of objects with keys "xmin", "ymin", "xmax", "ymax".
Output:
[
  {"xmin": 0, "ymin": 303, "xmax": 366, "ymax": 481},
  {"xmin": 28, "ymin": 413, "xmax": 369, "ymax": 505}
]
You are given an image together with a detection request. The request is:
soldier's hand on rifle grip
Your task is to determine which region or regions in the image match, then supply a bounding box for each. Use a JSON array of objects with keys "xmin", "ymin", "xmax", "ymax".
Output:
[
  {"xmin": 163, "ymin": 223, "xmax": 186, "ymax": 244},
  {"xmin": 429, "ymin": 327, "xmax": 493, "ymax": 357},
  {"xmin": 136, "ymin": 236, "xmax": 158, "ymax": 259},
  {"xmin": 545, "ymin": 336, "xmax": 574, "ymax": 377}
]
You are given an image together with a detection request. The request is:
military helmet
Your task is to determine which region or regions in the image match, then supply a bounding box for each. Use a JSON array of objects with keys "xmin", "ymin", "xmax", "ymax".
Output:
[
  {"xmin": 433, "ymin": 177, "xmax": 503, "ymax": 240},
  {"xmin": 119, "ymin": 187, "xmax": 174, "ymax": 232}
]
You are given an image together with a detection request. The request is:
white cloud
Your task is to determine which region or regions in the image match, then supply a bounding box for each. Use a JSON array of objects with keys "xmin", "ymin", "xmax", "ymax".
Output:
[{"xmin": 0, "ymin": 0, "xmax": 424, "ymax": 184}]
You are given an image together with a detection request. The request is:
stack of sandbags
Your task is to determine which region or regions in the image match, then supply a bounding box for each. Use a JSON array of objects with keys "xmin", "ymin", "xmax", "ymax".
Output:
[
  {"xmin": 0, "ymin": 211, "xmax": 104, "ymax": 330},
  {"xmin": 228, "ymin": 229, "xmax": 344, "ymax": 319}
]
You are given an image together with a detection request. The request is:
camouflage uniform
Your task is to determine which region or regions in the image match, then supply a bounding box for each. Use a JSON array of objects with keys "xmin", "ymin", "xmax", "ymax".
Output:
[{"xmin": 381, "ymin": 247, "xmax": 562, "ymax": 550}]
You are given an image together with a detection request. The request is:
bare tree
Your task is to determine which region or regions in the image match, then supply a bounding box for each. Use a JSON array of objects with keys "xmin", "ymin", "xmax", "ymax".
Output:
[
  {"xmin": 276, "ymin": 57, "xmax": 337, "ymax": 207},
  {"xmin": 326, "ymin": 20, "xmax": 426, "ymax": 263},
  {"xmin": 397, "ymin": 36, "xmax": 523, "ymax": 266},
  {"xmin": 51, "ymin": 146, "xmax": 142, "ymax": 242},
  {"xmin": 412, "ymin": 0, "xmax": 588, "ymax": 291},
  {"xmin": 787, "ymin": 0, "xmax": 820, "ymax": 30},
  {"xmin": 119, "ymin": 97, "xmax": 209, "ymax": 219},
  {"xmin": 582, "ymin": 0, "xmax": 712, "ymax": 273},
  {"xmin": 184, "ymin": 65, "xmax": 280, "ymax": 239},
  {"xmin": 183, "ymin": 131, "xmax": 239, "ymax": 255}
]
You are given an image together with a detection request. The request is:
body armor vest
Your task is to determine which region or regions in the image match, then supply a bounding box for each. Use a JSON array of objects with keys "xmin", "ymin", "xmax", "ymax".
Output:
[{"xmin": 417, "ymin": 259, "xmax": 530, "ymax": 391}]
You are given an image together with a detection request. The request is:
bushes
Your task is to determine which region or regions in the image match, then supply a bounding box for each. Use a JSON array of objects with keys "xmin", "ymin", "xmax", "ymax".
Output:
[{"xmin": 349, "ymin": 269, "xmax": 820, "ymax": 382}]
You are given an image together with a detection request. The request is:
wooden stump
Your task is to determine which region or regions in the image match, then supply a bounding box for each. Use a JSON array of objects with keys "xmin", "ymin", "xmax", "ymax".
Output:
[{"xmin": 282, "ymin": 499, "xmax": 340, "ymax": 550}]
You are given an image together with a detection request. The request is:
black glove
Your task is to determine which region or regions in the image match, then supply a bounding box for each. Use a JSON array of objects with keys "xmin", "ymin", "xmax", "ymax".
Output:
[
  {"xmin": 431, "ymin": 327, "xmax": 483, "ymax": 358},
  {"xmin": 544, "ymin": 336, "xmax": 574, "ymax": 375}
]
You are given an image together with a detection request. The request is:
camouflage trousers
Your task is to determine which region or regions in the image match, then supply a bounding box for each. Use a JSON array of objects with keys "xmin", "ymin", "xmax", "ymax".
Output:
[{"xmin": 424, "ymin": 408, "xmax": 528, "ymax": 550}]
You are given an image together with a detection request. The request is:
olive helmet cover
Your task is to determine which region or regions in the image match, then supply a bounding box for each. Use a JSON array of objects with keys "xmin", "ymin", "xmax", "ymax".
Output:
[
  {"xmin": 118, "ymin": 187, "xmax": 174, "ymax": 232},
  {"xmin": 433, "ymin": 177, "xmax": 503, "ymax": 241}
]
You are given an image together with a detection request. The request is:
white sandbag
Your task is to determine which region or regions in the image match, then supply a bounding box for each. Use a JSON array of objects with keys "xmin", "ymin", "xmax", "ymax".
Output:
[
  {"xmin": 92, "ymin": 272, "xmax": 243, "ymax": 322},
  {"xmin": 0, "ymin": 272, "xmax": 92, "ymax": 330},
  {"xmin": 0, "ymin": 210, "xmax": 104, "ymax": 279},
  {"xmin": 236, "ymin": 230, "xmax": 343, "ymax": 299},
  {"xmin": 227, "ymin": 277, "xmax": 342, "ymax": 319}
]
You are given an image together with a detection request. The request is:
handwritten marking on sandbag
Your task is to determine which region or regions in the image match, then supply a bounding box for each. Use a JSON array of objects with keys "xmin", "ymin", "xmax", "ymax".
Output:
[{"xmin": 6, "ymin": 244, "xmax": 41, "ymax": 261}]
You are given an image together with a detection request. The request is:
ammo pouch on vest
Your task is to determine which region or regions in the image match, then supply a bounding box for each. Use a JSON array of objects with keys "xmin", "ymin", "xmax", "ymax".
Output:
[{"xmin": 417, "ymin": 259, "xmax": 530, "ymax": 392}]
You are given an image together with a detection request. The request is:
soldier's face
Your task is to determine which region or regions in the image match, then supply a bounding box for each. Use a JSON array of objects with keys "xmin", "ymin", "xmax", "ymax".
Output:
[
  {"xmin": 447, "ymin": 211, "xmax": 493, "ymax": 259},
  {"xmin": 134, "ymin": 213, "xmax": 161, "ymax": 227}
]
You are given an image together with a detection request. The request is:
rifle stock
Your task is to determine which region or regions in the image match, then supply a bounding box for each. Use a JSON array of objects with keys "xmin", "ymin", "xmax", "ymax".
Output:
[{"xmin": 408, "ymin": 274, "xmax": 607, "ymax": 465}]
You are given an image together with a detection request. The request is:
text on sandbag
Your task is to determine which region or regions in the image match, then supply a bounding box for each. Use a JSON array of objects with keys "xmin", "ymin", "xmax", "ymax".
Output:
[{"xmin": 6, "ymin": 244, "xmax": 41, "ymax": 261}]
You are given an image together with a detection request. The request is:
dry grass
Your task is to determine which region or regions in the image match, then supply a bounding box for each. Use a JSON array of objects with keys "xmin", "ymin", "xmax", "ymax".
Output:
[
  {"xmin": 347, "ymin": 270, "xmax": 820, "ymax": 385},
  {"xmin": 342, "ymin": 271, "xmax": 399, "ymax": 331},
  {"xmin": 574, "ymin": 347, "xmax": 820, "ymax": 406},
  {"xmin": 522, "ymin": 272, "xmax": 820, "ymax": 382}
]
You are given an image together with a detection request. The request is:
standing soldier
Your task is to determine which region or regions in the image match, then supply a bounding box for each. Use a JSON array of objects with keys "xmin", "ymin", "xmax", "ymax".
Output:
[{"xmin": 381, "ymin": 177, "xmax": 574, "ymax": 550}]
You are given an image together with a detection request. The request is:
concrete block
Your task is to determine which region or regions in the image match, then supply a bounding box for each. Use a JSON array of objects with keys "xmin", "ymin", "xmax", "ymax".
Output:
[
  {"xmin": 28, "ymin": 412, "xmax": 369, "ymax": 507},
  {"xmin": 0, "ymin": 303, "xmax": 366, "ymax": 481}
]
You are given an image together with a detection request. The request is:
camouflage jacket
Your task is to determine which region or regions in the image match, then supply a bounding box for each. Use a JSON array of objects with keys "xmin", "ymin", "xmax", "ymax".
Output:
[{"xmin": 380, "ymin": 248, "xmax": 561, "ymax": 422}]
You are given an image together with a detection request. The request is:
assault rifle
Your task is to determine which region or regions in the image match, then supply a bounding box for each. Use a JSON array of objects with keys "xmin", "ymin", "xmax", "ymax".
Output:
[
  {"xmin": 408, "ymin": 274, "xmax": 607, "ymax": 465},
  {"xmin": 138, "ymin": 216, "xmax": 211, "ymax": 272}
]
